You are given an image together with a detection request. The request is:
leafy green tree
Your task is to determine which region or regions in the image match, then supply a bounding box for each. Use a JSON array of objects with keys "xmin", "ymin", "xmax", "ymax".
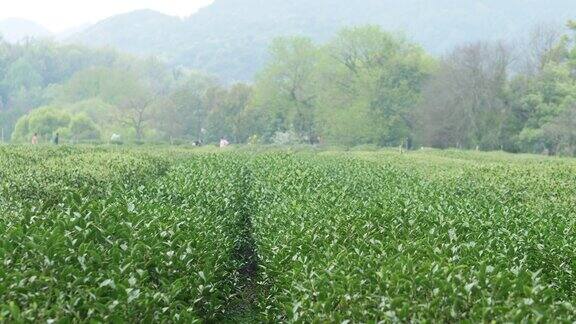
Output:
[
  {"xmin": 510, "ymin": 63, "xmax": 576, "ymax": 153},
  {"xmin": 205, "ymin": 83, "xmax": 252, "ymax": 143},
  {"xmin": 505, "ymin": 22, "xmax": 576, "ymax": 154},
  {"xmin": 56, "ymin": 67, "xmax": 140, "ymax": 105},
  {"xmin": 2, "ymin": 58, "xmax": 43, "ymax": 91},
  {"xmin": 12, "ymin": 107, "xmax": 71, "ymax": 142},
  {"xmin": 67, "ymin": 114, "xmax": 102, "ymax": 141},
  {"xmin": 0, "ymin": 40, "xmax": 131, "ymax": 141},
  {"xmin": 64, "ymin": 99, "xmax": 115, "ymax": 126},
  {"xmin": 316, "ymin": 26, "xmax": 433, "ymax": 146},
  {"xmin": 250, "ymin": 27, "xmax": 432, "ymax": 146},
  {"xmin": 250, "ymin": 37, "xmax": 320, "ymax": 143},
  {"xmin": 154, "ymin": 73, "xmax": 214, "ymax": 141},
  {"xmin": 542, "ymin": 104, "xmax": 576, "ymax": 155},
  {"xmin": 56, "ymin": 66, "xmax": 164, "ymax": 141}
]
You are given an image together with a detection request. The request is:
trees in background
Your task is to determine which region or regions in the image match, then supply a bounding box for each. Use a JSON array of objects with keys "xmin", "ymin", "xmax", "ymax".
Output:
[
  {"xmin": 204, "ymin": 83, "xmax": 253, "ymax": 143},
  {"xmin": 155, "ymin": 76, "xmax": 254, "ymax": 144},
  {"xmin": 12, "ymin": 107, "xmax": 70, "ymax": 142},
  {"xmin": 509, "ymin": 64, "xmax": 576, "ymax": 154},
  {"xmin": 248, "ymin": 23, "xmax": 576, "ymax": 155},
  {"xmin": 250, "ymin": 37, "xmax": 320, "ymax": 143},
  {"xmin": 418, "ymin": 42, "xmax": 513, "ymax": 150},
  {"xmin": 397, "ymin": 22, "xmax": 576, "ymax": 156},
  {"xmin": 250, "ymin": 26, "xmax": 433, "ymax": 146},
  {"xmin": 317, "ymin": 26, "xmax": 433, "ymax": 146},
  {"xmin": 153, "ymin": 73, "xmax": 212, "ymax": 142},
  {"xmin": 3, "ymin": 40, "xmax": 254, "ymax": 144},
  {"xmin": 521, "ymin": 23, "xmax": 565, "ymax": 75},
  {"xmin": 0, "ymin": 40, "xmax": 132, "ymax": 141},
  {"xmin": 3, "ymin": 23, "xmax": 576, "ymax": 156},
  {"xmin": 66, "ymin": 114, "xmax": 101, "ymax": 141},
  {"xmin": 503, "ymin": 22, "xmax": 576, "ymax": 155},
  {"xmin": 11, "ymin": 104, "xmax": 102, "ymax": 143}
]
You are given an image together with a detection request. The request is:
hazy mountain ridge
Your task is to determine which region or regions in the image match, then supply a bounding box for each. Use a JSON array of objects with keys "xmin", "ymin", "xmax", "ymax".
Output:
[
  {"xmin": 35, "ymin": 0, "xmax": 576, "ymax": 80},
  {"xmin": 0, "ymin": 18, "xmax": 53, "ymax": 43},
  {"xmin": 67, "ymin": 10, "xmax": 183, "ymax": 59}
]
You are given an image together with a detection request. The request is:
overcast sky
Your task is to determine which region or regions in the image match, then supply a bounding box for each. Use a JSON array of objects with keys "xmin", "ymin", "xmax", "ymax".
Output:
[{"xmin": 0, "ymin": 0, "xmax": 214, "ymax": 32}]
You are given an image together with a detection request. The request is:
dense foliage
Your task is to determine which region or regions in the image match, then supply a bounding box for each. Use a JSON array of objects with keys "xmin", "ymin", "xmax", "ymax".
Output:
[
  {"xmin": 0, "ymin": 40, "xmax": 252, "ymax": 145},
  {"xmin": 250, "ymin": 26, "xmax": 433, "ymax": 146},
  {"xmin": 1, "ymin": 146, "xmax": 575, "ymax": 321},
  {"xmin": 0, "ymin": 40, "xmax": 135, "ymax": 142},
  {"xmin": 248, "ymin": 23, "xmax": 576, "ymax": 155},
  {"xmin": 0, "ymin": 147, "xmax": 249, "ymax": 321},
  {"xmin": 250, "ymin": 151, "xmax": 576, "ymax": 321},
  {"xmin": 2, "ymin": 21, "xmax": 576, "ymax": 156}
]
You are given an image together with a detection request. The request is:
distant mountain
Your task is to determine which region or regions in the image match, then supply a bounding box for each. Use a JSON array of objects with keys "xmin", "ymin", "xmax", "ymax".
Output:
[
  {"xmin": 68, "ymin": 10, "xmax": 182, "ymax": 59},
  {"xmin": 0, "ymin": 18, "xmax": 52, "ymax": 43},
  {"xmin": 68, "ymin": 0, "xmax": 576, "ymax": 81}
]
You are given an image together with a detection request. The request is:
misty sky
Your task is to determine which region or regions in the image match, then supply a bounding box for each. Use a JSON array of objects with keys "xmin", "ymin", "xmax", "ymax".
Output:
[{"xmin": 0, "ymin": 0, "xmax": 215, "ymax": 32}]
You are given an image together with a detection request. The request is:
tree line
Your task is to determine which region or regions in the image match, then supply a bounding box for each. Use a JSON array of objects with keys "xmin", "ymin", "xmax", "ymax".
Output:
[{"xmin": 1, "ymin": 22, "xmax": 576, "ymax": 155}]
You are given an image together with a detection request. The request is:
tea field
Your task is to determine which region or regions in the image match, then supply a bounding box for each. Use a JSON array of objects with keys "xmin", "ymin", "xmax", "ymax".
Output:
[{"xmin": 1, "ymin": 146, "xmax": 575, "ymax": 322}]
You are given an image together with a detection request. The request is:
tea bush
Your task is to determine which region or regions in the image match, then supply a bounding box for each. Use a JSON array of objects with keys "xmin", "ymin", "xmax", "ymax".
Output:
[{"xmin": 1, "ymin": 146, "xmax": 575, "ymax": 322}]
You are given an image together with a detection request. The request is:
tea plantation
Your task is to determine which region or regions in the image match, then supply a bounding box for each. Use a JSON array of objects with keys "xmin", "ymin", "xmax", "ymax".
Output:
[{"xmin": 1, "ymin": 146, "xmax": 575, "ymax": 322}]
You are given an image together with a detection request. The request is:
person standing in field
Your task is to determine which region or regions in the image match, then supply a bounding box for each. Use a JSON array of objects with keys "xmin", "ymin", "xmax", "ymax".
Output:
[
  {"xmin": 220, "ymin": 137, "xmax": 230, "ymax": 148},
  {"xmin": 54, "ymin": 133, "xmax": 59, "ymax": 145},
  {"xmin": 31, "ymin": 133, "xmax": 38, "ymax": 145}
]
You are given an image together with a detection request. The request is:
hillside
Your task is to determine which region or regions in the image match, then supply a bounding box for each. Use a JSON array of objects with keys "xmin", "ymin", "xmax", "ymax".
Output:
[
  {"xmin": 0, "ymin": 18, "xmax": 52, "ymax": 43},
  {"xmin": 65, "ymin": 0, "xmax": 576, "ymax": 80},
  {"xmin": 68, "ymin": 10, "xmax": 182, "ymax": 60}
]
